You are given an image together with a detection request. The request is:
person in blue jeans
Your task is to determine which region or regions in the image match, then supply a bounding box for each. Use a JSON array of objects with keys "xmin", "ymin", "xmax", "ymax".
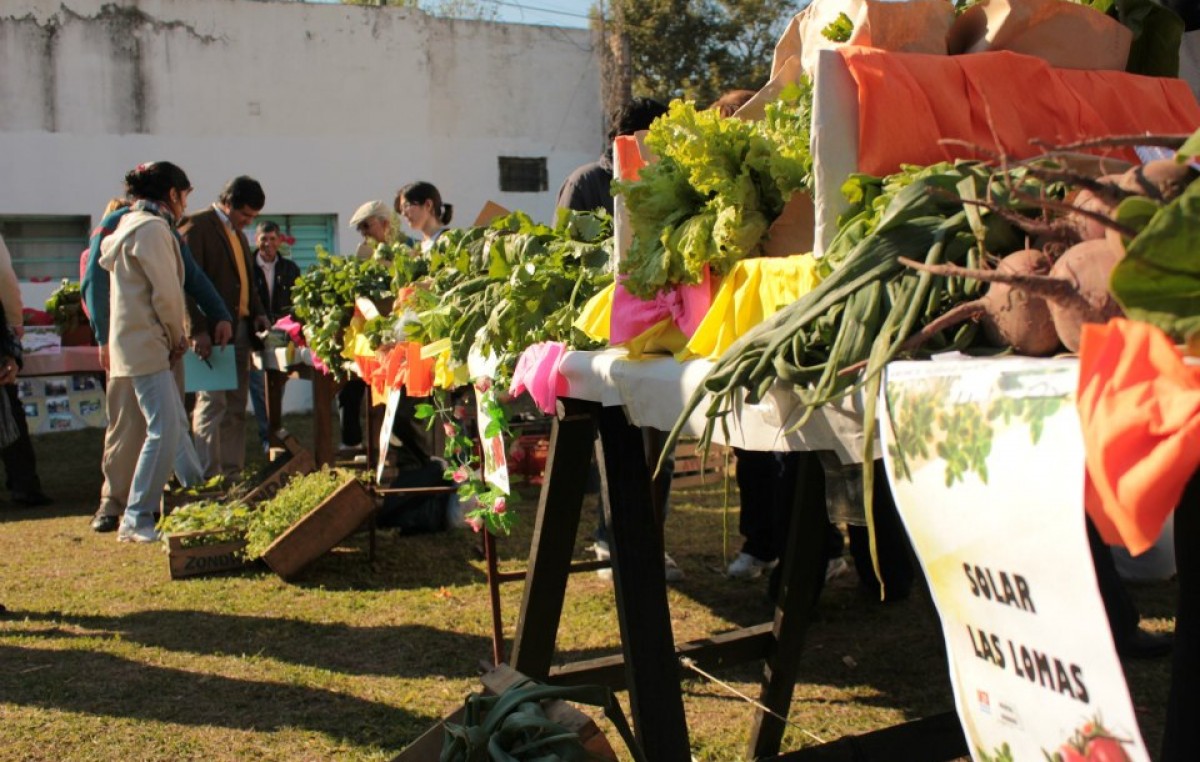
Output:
[
  {"xmin": 92, "ymin": 162, "xmax": 227, "ymax": 541},
  {"xmin": 82, "ymin": 193, "xmax": 232, "ymax": 533}
]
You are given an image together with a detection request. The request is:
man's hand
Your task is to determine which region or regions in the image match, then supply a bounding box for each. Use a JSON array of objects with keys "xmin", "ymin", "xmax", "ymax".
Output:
[
  {"xmin": 169, "ymin": 337, "xmax": 188, "ymax": 367},
  {"xmin": 98, "ymin": 344, "xmax": 109, "ymax": 372},
  {"xmin": 192, "ymin": 332, "xmax": 213, "ymax": 360},
  {"xmin": 0, "ymin": 357, "xmax": 18, "ymax": 385},
  {"xmin": 212, "ymin": 320, "xmax": 233, "ymax": 347},
  {"xmin": 254, "ymin": 315, "xmax": 271, "ymax": 333}
]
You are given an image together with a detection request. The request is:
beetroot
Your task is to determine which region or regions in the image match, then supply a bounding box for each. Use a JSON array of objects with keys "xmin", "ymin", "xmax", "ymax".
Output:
[
  {"xmin": 899, "ymin": 249, "xmax": 1061, "ymax": 357},
  {"xmin": 899, "ymin": 239, "xmax": 1124, "ymax": 354}
]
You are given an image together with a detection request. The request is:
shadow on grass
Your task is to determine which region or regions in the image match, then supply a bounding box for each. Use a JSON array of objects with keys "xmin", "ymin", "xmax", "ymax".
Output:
[
  {"xmin": 0, "ymin": 643, "xmax": 425, "ymax": 749},
  {"xmin": 7, "ymin": 609, "xmax": 490, "ymax": 679}
]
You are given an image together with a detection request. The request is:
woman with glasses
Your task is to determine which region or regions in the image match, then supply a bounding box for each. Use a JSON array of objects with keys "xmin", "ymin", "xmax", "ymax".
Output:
[{"xmin": 395, "ymin": 181, "xmax": 453, "ymax": 252}]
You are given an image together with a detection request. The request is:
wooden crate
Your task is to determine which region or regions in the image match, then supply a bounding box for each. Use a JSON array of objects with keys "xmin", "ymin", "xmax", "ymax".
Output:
[
  {"xmin": 242, "ymin": 449, "xmax": 317, "ymax": 505},
  {"xmin": 260, "ymin": 478, "xmax": 376, "ymax": 581},
  {"xmin": 166, "ymin": 530, "xmax": 250, "ymax": 580},
  {"xmin": 671, "ymin": 440, "xmax": 728, "ymax": 488}
]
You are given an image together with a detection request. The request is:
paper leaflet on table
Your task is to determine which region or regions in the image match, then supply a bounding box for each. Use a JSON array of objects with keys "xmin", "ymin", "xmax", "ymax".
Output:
[
  {"xmin": 376, "ymin": 389, "xmax": 402, "ymax": 485},
  {"xmin": 183, "ymin": 346, "xmax": 238, "ymax": 392}
]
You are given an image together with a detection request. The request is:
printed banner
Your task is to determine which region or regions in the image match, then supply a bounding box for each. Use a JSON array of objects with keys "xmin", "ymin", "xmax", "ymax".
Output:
[
  {"xmin": 17, "ymin": 374, "xmax": 106, "ymax": 433},
  {"xmin": 880, "ymin": 357, "xmax": 1149, "ymax": 762}
]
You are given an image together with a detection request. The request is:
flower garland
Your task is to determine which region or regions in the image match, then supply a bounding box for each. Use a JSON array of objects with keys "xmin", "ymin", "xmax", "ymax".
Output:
[{"xmin": 414, "ymin": 379, "xmax": 515, "ymax": 535}]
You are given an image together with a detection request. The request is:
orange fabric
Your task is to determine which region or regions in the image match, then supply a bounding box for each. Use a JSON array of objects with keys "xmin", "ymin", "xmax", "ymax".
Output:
[
  {"xmin": 361, "ymin": 341, "xmax": 436, "ymax": 399},
  {"xmin": 614, "ymin": 135, "xmax": 648, "ymax": 181},
  {"xmin": 839, "ymin": 48, "xmax": 1200, "ymax": 177},
  {"xmin": 1077, "ymin": 319, "xmax": 1200, "ymax": 555}
]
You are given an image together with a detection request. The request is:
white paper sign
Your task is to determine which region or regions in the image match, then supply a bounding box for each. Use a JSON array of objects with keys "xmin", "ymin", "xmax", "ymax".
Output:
[{"xmin": 880, "ymin": 358, "xmax": 1149, "ymax": 762}]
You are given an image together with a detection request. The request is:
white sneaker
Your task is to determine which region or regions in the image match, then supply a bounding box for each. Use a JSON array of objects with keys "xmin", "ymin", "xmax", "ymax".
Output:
[
  {"xmin": 117, "ymin": 524, "xmax": 161, "ymax": 544},
  {"xmin": 591, "ymin": 543, "xmax": 684, "ymax": 582},
  {"xmin": 727, "ymin": 552, "xmax": 777, "ymax": 580}
]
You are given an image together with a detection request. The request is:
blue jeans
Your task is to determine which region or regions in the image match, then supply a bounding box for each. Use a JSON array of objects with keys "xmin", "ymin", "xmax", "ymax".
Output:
[{"xmin": 123, "ymin": 370, "xmax": 184, "ymax": 529}]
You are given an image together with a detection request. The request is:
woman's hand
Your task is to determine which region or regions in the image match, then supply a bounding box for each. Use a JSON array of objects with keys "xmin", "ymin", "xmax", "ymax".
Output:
[{"xmin": 0, "ymin": 356, "xmax": 19, "ymax": 385}]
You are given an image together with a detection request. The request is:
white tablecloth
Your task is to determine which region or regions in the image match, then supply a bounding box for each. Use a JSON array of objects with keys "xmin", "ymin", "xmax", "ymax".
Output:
[{"xmin": 557, "ymin": 349, "xmax": 869, "ymax": 463}]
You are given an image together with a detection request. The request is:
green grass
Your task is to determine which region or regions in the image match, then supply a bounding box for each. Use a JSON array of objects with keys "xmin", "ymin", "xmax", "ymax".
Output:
[{"xmin": 0, "ymin": 413, "xmax": 1177, "ymax": 760}]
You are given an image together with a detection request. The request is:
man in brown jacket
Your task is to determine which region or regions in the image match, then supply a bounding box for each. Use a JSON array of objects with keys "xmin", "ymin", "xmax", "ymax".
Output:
[{"xmin": 181, "ymin": 176, "xmax": 270, "ymax": 478}]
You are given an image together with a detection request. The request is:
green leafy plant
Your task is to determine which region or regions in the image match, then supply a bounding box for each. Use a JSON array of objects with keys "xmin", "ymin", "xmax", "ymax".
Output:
[
  {"xmin": 243, "ymin": 468, "xmax": 357, "ymax": 558},
  {"xmin": 44, "ymin": 279, "xmax": 87, "ymax": 336},
  {"xmin": 415, "ymin": 382, "xmax": 515, "ymax": 535},
  {"xmin": 613, "ymin": 86, "xmax": 814, "ymax": 298},
  {"xmin": 290, "ymin": 248, "xmax": 394, "ymax": 379},
  {"xmin": 821, "ymin": 12, "xmax": 853, "ymax": 42},
  {"xmin": 158, "ymin": 500, "xmax": 253, "ymax": 549}
]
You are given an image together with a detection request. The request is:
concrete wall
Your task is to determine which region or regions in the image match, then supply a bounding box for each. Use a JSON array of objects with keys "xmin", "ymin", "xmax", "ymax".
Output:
[
  {"xmin": 1, "ymin": 0, "xmax": 603, "ymax": 415},
  {"xmin": 0, "ymin": 0, "xmax": 604, "ymax": 254}
]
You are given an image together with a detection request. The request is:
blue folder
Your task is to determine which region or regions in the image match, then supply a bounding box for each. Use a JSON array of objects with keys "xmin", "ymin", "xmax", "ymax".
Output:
[{"xmin": 183, "ymin": 346, "xmax": 238, "ymax": 392}]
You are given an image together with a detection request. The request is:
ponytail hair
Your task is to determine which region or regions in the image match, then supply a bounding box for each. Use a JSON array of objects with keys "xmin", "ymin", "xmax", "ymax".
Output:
[
  {"xmin": 396, "ymin": 181, "xmax": 452, "ymax": 225},
  {"xmin": 124, "ymin": 161, "xmax": 191, "ymax": 203}
]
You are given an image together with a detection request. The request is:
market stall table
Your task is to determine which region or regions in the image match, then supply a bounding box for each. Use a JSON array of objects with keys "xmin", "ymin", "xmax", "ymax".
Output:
[
  {"xmin": 507, "ymin": 349, "xmax": 967, "ymax": 761},
  {"xmin": 256, "ymin": 346, "xmax": 337, "ymax": 467}
]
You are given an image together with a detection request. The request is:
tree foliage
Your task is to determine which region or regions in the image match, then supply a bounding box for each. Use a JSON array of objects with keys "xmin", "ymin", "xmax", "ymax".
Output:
[{"xmin": 607, "ymin": 0, "xmax": 802, "ymax": 105}]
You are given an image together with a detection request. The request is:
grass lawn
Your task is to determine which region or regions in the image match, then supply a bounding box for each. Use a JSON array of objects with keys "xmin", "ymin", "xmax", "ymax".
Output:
[{"xmin": 0, "ymin": 410, "xmax": 1178, "ymax": 761}]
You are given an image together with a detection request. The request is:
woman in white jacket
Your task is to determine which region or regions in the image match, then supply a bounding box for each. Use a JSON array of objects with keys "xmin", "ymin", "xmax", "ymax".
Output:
[{"xmin": 99, "ymin": 162, "xmax": 192, "ymax": 543}]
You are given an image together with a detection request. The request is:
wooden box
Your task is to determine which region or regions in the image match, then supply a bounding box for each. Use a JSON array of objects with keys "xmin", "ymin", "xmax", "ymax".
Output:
[
  {"xmin": 260, "ymin": 478, "xmax": 375, "ymax": 580},
  {"xmin": 242, "ymin": 449, "xmax": 317, "ymax": 505},
  {"xmin": 167, "ymin": 530, "xmax": 250, "ymax": 579},
  {"xmin": 672, "ymin": 440, "xmax": 728, "ymax": 488}
]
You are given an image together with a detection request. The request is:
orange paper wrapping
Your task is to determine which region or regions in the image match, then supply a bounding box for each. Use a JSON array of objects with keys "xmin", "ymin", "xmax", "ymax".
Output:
[
  {"xmin": 839, "ymin": 47, "xmax": 1200, "ymax": 177},
  {"xmin": 1078, "ymin": 319, "xmax": 1200, "ymax": 555}
]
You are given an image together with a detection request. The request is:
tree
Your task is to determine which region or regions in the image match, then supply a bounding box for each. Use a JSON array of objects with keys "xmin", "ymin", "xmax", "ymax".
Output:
[
  {"xmin": 339, "ymin": 0, "xmax": 495, "ymax": 19},
  {"xmin": 597, "ymin": 0, "xmax": 802, "ymax": 105}
]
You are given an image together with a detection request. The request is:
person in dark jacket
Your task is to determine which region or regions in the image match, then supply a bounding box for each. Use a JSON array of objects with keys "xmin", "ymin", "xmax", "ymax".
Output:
[
  {"xmin": 181, "ymin": 176, "xmax": 270, "ymax": 478},
  {"xmin": 247, "ymin": 220, "xmax": 301, "ymax": 452}
]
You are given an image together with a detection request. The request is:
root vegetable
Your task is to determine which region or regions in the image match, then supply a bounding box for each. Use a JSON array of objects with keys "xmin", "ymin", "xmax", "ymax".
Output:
[
  {"xmin": 899, "ymin": 238, "xmax": 1124, "ymax": 353},
  {"xmin": 1115, "ymin": 159, "xmax": 1199, "ymax": 203},
  {"xmin": 1046, "ymin": 239, "xmax": 1124, "ymax": 352},
  {"xmin": 898, "ymin": 249, "xmax": 1061, "ymax": 357}
]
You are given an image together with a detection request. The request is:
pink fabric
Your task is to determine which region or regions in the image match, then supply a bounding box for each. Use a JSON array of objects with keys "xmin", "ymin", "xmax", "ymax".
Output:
[
  {"xmin": 510, "ymin": 342, "xmax": 569, "ymax": 414},
  {"xmin": 274, "ymin": 315, "xmax": 328, "ymax": 374},
  {"xmin": 610, "ymin": 267, "xmax": 716, "ymax": 344}
]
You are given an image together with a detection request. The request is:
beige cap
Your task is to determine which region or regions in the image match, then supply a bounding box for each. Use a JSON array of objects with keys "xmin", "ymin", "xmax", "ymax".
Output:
[{"xmin": 350, "ymin": 200, "xmax": 390, "ymax": 228}]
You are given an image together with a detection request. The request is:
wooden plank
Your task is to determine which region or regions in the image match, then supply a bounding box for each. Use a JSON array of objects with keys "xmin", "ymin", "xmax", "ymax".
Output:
[
  {"xmin": 750, "ymin": 452, "xmax": 831, "ymax": 759},
  {"xmin": 762, "ymin": 712, "xmax": 967, "ymax": 761},
  {"xmin": 596, "ymin": 405, "xmax": 690, "ymax": 761},
  {"xmin": 509, "ymin": 399, "xmax": 598, "ymax": 679},
  {"xmin": 547, "ymin": 622, "xmax": 777, "ymax": 688}
]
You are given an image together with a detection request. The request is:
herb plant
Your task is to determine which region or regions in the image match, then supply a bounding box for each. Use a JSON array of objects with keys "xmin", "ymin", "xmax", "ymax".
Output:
[{"xmin": 243, "ymin": 468, "xmax": 356, "ymax": 559}]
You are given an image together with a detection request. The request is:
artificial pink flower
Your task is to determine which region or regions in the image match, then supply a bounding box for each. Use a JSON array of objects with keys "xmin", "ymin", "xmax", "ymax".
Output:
[
  {"xmin": 492, "ymin": 497, "xmax": 506, "ymax": 514},
  {"xmin": 452, "ymin": 468, "xmax": 470, "ymax": 484},
  {"xmin": 453, "ymin": 405, "xmax": 468, "ymax": 420},
  {"xmin": 465, "ymin": 516, "xmax": 484, "ymax": 532},
  {"xmin": 443, "ymin": 422, "xmax": 457, "ymax": 437},
  {"xmin": 475, "ymin": 377, "xmax": 492, "ymax": 393}
]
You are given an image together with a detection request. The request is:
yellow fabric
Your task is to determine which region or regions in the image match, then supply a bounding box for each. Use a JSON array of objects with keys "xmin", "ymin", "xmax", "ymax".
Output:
[
  {"xmin": 433, "ymin": 350, "xmax": 468, "ymax": 390},
  {"xmin": 342, "ymin": 315, "xmax": 370, "ymax": 361},
  {"xmin": 224, "ymin": 225, "xmax": 251, "ymax": 318},
  {"xmin": 686, "ymin": 254, "xmax": 822, "ymax": 360},
  {"xmin": 575, "ymin": 283, "xmax": 615, "ymax": 342}
]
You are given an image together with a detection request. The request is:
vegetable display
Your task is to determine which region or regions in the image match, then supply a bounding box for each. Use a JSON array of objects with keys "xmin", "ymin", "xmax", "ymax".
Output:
[
  {"xmin": 158, "ymin": 499, "xmax": 253, "ymax": 549},
  {"xmin": 243, "ymin": 468, "xmax": 358, "ymax": 559},
  {"xmin": 44, "ymin": 279, "xmax": 87, "ymax": 337},
  {"xmin": 613, "ymin": 83, "xmax": 814, "ymax": 298}
]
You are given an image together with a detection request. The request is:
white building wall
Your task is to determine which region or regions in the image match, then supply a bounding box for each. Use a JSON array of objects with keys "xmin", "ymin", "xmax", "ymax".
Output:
[
  {"xmin": 1, "ymin": 0, "xmax": 604, "ymax": 414},
  {"xmin": 0, "ymin": 0, "xmax": 604, "ymax": 252}
]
